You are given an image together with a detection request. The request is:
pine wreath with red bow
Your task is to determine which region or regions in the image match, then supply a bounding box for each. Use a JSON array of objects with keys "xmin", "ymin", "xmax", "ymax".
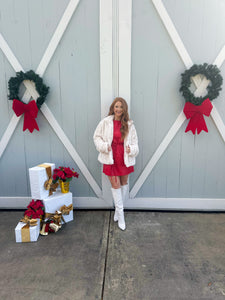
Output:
[
  {"xmin": 8, "ymin": 70, "xmax": 49, "ymax": 133},
  {"xmin": 180, "ymin": 63, "xmax": 223, "ymax": 134}
]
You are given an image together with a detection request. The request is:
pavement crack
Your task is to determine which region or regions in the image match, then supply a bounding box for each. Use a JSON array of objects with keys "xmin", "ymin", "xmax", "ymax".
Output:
[{"xmin": 101, "ymin": 210, "xmax": 111, "ymax": 300}]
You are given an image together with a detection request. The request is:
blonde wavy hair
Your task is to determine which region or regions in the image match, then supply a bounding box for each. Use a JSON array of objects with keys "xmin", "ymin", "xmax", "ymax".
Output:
[{"xmin": 108, "ymin": 97, "xmax": 129, "ymax": 140}]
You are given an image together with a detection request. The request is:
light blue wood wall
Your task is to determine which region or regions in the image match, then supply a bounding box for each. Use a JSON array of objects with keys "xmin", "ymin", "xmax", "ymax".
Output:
[
  {"xmin": 1, "ymin": 0, "xmax": 225, "ymax": 203},
  {"xmin": 130, "ymin": 0, "xmax": 225, "ymax": 198},
  {"xmin": 0, "ymin": 0, "xmax": 101, "ymax": 198}
]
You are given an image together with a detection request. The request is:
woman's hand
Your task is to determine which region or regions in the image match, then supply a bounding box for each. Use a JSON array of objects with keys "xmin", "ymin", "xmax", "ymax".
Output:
[
  {"xmin": 108, "ymin": 145, "xmax": 112, "ymax": 151},
  {"xmin": 126, "ymin": 145, "xmax": 130, "ymax": 154}
]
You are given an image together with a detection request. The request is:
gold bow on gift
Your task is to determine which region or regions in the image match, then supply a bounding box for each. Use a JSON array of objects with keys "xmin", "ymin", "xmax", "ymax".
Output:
[
  {"xmin": 20, "ymin": 216, "xmax": 38, "ymax": 242},
  {"xmin": 44, "ymin": 204, "xmax": 73, "ymax": 233},
  {"xmin": 52, "ymin": 211, "xmax": 64, "ymax": 226},
  {"xmin": 40, "ymin": 211, "xmax": 63, "ymax": 235},
  {"xmin": 20, "ymin": 215, "xmax": 38, "ymax": 226},
  {"xmin": 45, "ymin": 204, "xmax": 73, "ymax": 225},
  {"xmin": 49, "ymin": 212, "xmax": 63, "ymax": 233},
  {"xmin": 44, "ymin": 179, "xmax": 58, "ymax": 196},
  {"xmin": 60, "ymin": 204, "xmax": 73, "ymax": 216},
  {"xmin": 39, "ymin": 164, "xmax": 58, "ymax": 196},
  {"xmin": 45, "ymin": 211, "xmax": 65, "ymax": 226}
]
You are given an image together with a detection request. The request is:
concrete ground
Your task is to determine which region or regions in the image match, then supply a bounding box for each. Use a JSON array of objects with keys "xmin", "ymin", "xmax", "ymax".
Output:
[{"xmin": 1, "ymin": 210, "xmax": 225, "ymax": 300}]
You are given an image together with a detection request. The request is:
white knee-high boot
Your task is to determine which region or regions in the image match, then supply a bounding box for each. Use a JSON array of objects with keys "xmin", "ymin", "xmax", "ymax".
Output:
[
  {"xmin": 114, "ymin": 184, "xmax": 128, "ymax": 222},
  {"xmin": 121, "ymin": 183, "xmax": 129, "ymax": 203},
  {"xmin": 111, "ymin": 187, "xmax": 126, "ymax": 230}
]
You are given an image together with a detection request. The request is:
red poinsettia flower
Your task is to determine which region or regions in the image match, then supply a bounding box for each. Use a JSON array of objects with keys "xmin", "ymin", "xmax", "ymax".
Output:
[
  {"xmin": 31, "ymin": 211, "xmax": 38, "ymax": 219},
  {"xmin": 36, "ymin": 208, "xmax": 44, "ymax": 216},
  {"xmin": 24, "ymin": 209, "xmax": 33, "ymax": 217},
  {"xmin": 27, "ymin": 199, "xmax": 35, "ymax": 209},
  {"xmin": 25, "ymin": 200, "xmax": 44, "ymax": 218},
  {"xmin": 52, "ymin": 166, "xmax": 79, "ymax": 183},
  {"xmin": 57, "ymin": 170, "xmax": 65, "ymax": 178},
  {"xmin": 32, "ymin": 202, "xmax": 40, "ymax": 210},
  {"xmin": 60, "ymin": 173, "xmax": 66, "ymax": 180},
  {"xmin": 64, "ymin": 167, "xmax": 74, "ymax": 178},
  {"xmin": 73, "ymin": 172, "xmax": 79, "ymax": 178},
  {"xmin": 35, "ymin": 200, "xmax": 44, "ymax": 208}
]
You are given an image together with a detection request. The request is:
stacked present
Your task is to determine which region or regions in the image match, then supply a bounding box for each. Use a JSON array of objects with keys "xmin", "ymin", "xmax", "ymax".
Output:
[
  {"xmin": 15, "ymin": 163, "xmax": 78, "ymax": 243},
  {"xmin": 15, "ymin": 216, "xmax": 40, "ymax": 243}
]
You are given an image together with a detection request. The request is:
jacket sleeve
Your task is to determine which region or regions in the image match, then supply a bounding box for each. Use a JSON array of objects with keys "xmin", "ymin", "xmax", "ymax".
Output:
[
  {"xmin": 93, "ymin": 120, "xmax": 109, "ymax": 154},
  {"xmin": 128, "ymin": 124, "xmax": 139, "ymax": 157}
]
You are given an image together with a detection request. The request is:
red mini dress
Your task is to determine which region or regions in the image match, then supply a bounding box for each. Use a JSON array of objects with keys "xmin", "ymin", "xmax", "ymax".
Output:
[{"xmin": 103, "ymin": 120, "xmax": 134, "ymax": 177}]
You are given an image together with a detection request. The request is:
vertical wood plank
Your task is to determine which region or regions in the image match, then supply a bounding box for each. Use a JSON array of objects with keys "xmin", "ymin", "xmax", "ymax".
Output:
[
  {"xmin": 118, "ymin": 0, "xmax": 132, "ymax": 107},
  {"xmin": 100, "ymin": 0, "xmax": 114, "ymax": 205}
]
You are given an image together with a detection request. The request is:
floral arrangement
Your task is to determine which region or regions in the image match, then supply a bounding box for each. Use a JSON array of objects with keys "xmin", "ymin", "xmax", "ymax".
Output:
[
  {"xmin": 24, "ymin": 199, "xmax": 44, "ymax": 219},
  {"xmin": 53, "ymin": 166, "xmax": 79, "ymax": 183}
]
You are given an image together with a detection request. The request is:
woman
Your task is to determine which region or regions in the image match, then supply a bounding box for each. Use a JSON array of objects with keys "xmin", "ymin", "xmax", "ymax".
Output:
[{"xmin": 93, "ymin": 97, "xmax": 139, "ymax": 230}]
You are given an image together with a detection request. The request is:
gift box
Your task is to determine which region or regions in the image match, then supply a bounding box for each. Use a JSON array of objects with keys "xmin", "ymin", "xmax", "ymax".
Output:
[
  {"xmin": 29, "ymin": 163, "xmax": 55, "ymax": 199},
  {"xmin": 15, "ymin": 218, "xmax": 40, "ymax": 243},
  {"xmin": 42, "ymin": 191, "xmax": 73, "ymax": 223}
]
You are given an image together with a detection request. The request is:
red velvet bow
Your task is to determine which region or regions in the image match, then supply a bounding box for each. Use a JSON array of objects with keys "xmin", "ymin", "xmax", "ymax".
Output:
[
  {"xmin": 12, "ymin": 99, "xmax": 39, "ymax": 133},
  {"xmin": 183, "ymin": 98, "xmax": 213, "ymax": 134}
]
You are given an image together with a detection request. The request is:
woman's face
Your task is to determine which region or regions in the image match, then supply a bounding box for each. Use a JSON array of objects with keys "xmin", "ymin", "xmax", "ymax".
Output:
[{"xmin": 113, "ymin": 101, "xmax": 123, "ymax": 119}]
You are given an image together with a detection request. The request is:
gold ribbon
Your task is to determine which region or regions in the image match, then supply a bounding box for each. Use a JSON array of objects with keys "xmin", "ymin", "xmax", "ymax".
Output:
[
  {"xmin": 38, "ymin": 164, "xmax": 52, "ymax": 178},
  {"xmin": 20, "ymin": 216, "xmax": 38, "ymax": 242},
  {"xmin": 44, "ymin": 204, "xmax": 73, "ymax": 228},
  {"xmin": 38, "ymin": 164, "xmax": 58, "ymax": 196},
  {"xmin": 59, "ymin": 204, "xmax": 73, "ymax": 215},
  {"xmin": 44, "ymin": 180, "xmax": 58, "ymax": 196},
  {"xmin": 45, "ymin": 211, "xmax": 65, "ymax": 225}
]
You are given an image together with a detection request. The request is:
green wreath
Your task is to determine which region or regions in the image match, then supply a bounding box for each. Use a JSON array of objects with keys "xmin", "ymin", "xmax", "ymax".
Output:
[
  {"xmin": 8, "ymin": 70, "xmax": 49, "ymax": 109},
  {"xmin": 180, "ymin": 63, "xmax": 223, "ymax": 106}
]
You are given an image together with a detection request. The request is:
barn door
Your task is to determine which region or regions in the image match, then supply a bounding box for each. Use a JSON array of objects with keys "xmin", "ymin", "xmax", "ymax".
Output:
[
  {"xmin": 126, "ymin": 0, "xmax": 225, "ymax": 210},
  {"xmin": 0, "ymin": 0, "xmax": 108, "ymax": 208}
]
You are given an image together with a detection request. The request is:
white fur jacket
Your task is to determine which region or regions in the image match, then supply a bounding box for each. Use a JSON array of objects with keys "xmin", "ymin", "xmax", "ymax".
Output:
[{"xmin": 93, "ymin": 115, "xmax": 139, "ymax": 167}]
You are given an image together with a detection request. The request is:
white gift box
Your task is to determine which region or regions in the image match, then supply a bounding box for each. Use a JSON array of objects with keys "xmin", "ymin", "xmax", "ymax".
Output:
[
  {"xmin": 29, "ymin": 163, "xmax": 55, "ymax": 200},
  {"xmin": 15, "ymin": 219, "xmax": 40, "ymax": 243},
  {"xmin": 42, "ymin": 191, "xmax": 73, "ymax": 223}
]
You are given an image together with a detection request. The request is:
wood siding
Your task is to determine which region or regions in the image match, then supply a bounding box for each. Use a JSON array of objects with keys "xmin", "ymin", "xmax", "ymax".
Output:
[
  {"xmin": 130, "ymin": 0, "xmax": 225, "ymax": 198},
  {"xmin": 0, "ymin": 0, "xmax": 101, "ymax": 198},
  {"xmin": 1, "ymin": 0, "xmax": 225, "ymax": 209}
]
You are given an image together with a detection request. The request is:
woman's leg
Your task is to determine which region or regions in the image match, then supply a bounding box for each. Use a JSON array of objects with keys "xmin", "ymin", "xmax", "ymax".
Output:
[
  {"xmin": 120, "ymin": 175, "xmax": 129, "ymax": 207},
  {"xmin": 108, "ymin": 176, "xmax": 121, "ymax": 222},
  {"xmin": 120, "ymin": 175, "xmax": 129, "ymax": 198},
  {"xmin": 108, "ymin": 176, "xmax": 126, "ymax": 230},
  {"xmin": 108, "ymin": 176, "xmax": 121, "ymax": 189},
  {"xmin": 120, "ymin": 175, "xmax": 128, "ymax": 186}
]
